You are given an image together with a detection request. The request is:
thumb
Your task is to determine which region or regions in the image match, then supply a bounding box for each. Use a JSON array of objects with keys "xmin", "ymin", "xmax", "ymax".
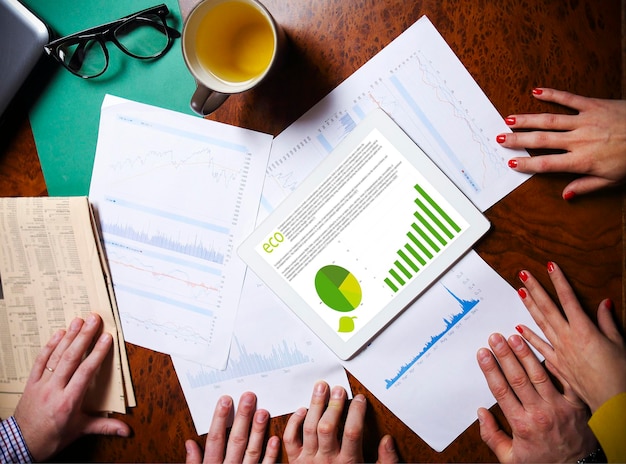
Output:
[
  {"xmin": 82, "ymin": 416, "xmax": 131, "ymax": 438},
  {"xmin": 563, "ymin": 175, "xmax": 616, "ymax": 199},
  {"xmin": 597, "ymin": 299, "xmax": 625, "ymax": 347},
  {"xmin": 478, "ymin": 407, "xmax": 512, "ymax": 462},
  {"xmin": 185, "ymin": 439, "xmax": 203, "ymax": 464},
  {"xmin": 376, "ymin": 434, "xmax": 399, "ymax": 464}
]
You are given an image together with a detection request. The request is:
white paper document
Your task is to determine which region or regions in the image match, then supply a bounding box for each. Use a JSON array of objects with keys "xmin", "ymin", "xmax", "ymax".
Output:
[
  {"xmin": 173, "ymin": 271, "xmax": 351, "ymax": 434},
  {"xmin": 258, "ymin": 15, "xmax": 537, "ymax": 451},
  {"xmin": 89, "ymin": 95, "xmax": 272, "ymax": 368},
  {"xmin": 266, "ymin": 16, "xmax": 530, "ymax": 215},
  {"xmin": 344, "ymin": 250, "xmax": 540, "ymax": 451}
]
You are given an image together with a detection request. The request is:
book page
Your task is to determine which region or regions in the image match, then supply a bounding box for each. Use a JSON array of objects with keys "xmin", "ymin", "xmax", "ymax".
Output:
[{"xmin": 0, "ymin": 196, "xmax": 128, "ymax": 414}]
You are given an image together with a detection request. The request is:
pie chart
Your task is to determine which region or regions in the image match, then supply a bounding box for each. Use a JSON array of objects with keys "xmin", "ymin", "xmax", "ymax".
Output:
[{"xmin": 314, "ymin": 265, "xmax": 362, "ymax": 312}]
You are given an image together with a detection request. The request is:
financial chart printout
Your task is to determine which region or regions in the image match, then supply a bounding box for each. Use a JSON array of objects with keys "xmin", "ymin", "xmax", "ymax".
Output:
[
  {"xmin": 262, "ymin": 16, "xmax": 539, "ymax": 451},
  {"xmin": 172, "ymin": 270, "xmax": 351, "ymax": 434},
  {"xmin": 254, "ymin": 128, "xmax": 469, "ymax": 341},
  {"xmin": 266, "ymin": 16, "xmax": 530, "ymax": 216},
  {"xmin": 343, "ymin": 250, "xmax": 542, "ymax": 452},
  {"xmin": 89, "ymin": 96, "xmax": 272, "ymax": 368}
]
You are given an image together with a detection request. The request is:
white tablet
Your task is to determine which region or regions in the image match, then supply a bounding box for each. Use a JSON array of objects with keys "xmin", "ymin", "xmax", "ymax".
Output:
[{"xmin": 239, "ymin": 109, "xmax": 490, "ymax": 359}]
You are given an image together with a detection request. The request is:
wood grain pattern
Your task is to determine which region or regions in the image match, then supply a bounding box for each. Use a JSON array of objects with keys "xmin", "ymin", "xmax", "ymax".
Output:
[{"xmin": 0, "ymin": 0, "xmax": 622, "ymax": 462}]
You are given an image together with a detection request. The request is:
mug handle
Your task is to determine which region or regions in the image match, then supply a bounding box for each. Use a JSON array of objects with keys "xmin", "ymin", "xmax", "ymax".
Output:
[{"xmin": 190, "ymin": 83, "xmax": 230, "ymax": 116}]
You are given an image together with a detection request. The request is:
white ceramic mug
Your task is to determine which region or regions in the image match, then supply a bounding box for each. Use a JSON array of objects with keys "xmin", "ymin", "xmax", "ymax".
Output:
[{"xmin": 182, "ymin": 0, "xmax": 285, "ymax": 116}]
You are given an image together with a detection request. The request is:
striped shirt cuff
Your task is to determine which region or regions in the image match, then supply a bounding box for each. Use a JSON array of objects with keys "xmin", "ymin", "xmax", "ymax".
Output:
[{"xmin": 1, "ymin": 416, "xmax": 33, "ymax": 463}]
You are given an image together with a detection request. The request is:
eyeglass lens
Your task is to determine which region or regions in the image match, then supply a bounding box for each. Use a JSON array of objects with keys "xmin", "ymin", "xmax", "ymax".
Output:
[{"xmin": 57, "ymin": 13, "xmax": 171, "ymax": 77}]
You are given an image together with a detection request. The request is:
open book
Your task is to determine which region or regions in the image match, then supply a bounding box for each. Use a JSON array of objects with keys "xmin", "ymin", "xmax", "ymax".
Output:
[{"xmin": 0, "ymin": 196, "xmax": 134, "ymax": 417}]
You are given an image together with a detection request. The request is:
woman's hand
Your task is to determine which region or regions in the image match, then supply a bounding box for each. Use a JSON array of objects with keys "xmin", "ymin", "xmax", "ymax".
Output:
[
  {"xmin": 515, "ymin": 262, "xmax": 626, "ymax": 412},
  {"xmin": 499, "ymin": 88, "xmax": 626, "ymax": 199}
]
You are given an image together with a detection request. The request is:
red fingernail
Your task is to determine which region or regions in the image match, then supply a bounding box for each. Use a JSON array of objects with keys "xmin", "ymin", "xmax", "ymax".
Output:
[
  {"xmin": 532, "ymin": 88, "xmax": 543, "ymax": 95},
  {"xmin": 496, "ymin": 134, "xmax": 506, "ymax": 143},
  {"xmin": 563, "ymin": 191, "xmax": 576, "ymax": 200},
  {"xmin": 605, "ymin": 299, "xmax": 614, "ymax": 311},
  {"xmin": 508, "ymin": 159, "xmax": 518, "ymax": 168},
  {"xmin": 547, "ymin": 261, "xmax": 556, "ymax": 273},
  {"xmin": 519, "ymin": 270, "xmax": 528, "ymax": 282},
  {"xmin": 518, "ymin": 288, "xmax": 527, "ymax": 299},
  {"xmin": 515, "ymin": 325, "xmax": 524, "ymax": 335},
  {"xmin": 505, "ymin": 117, "xmax": 516, "ymax": 126}
]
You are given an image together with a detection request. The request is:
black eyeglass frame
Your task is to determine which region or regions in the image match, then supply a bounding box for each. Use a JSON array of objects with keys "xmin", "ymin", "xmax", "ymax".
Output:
[{"xmin": 43, "ymin": 4, "xmax": 181, "ymax": 78}]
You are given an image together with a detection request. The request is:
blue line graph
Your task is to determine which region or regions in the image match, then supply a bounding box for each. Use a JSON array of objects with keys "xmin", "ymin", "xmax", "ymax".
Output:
[
  {"xmin": 389, "ymin": 74, "xmax": 480, "ymax": 193},
  {"xmin": 102, "ymin": 222, "xmax": 225, "ymax": 264},
  {"xmin": 186, "ymin": 337, "xmax": 311, "ymax": 387},
  {"xmin": 316, "ymin": 112, "xmax": 357, "ymax": 153},
  {"xmin": 384, "ymin": 285, "xmax": 479, "ymax": 389}
]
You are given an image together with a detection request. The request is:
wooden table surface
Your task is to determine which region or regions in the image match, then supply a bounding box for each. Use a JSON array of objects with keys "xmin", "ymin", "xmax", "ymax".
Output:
[{"xmin": 1, "ymin": 0, "xmax": 623, "ymax": 462}]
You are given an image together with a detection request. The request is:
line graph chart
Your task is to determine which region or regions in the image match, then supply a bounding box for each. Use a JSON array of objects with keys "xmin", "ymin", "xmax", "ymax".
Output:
[
  {"xmin": 267, "ymin": 17, "xmax": 529, "ymax": 214},
  {"xmin": 89, "ymin": 96, "xmax": 273, "ymax": 367},
  {"xmin": 385, "ymin": 285, "xmax": 479, "ymax": 389},
  {"xmin": 185, "ymin": 336, "xmax": 312, "ymax": 387}
]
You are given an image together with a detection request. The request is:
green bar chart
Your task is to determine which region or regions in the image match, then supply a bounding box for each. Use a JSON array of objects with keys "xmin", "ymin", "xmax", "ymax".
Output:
[{"xmin": 384, "ymin": 184, "xmax": 462, "ymax": 292}]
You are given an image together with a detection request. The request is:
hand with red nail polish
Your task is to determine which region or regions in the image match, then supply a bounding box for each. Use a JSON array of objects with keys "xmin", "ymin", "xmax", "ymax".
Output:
[
  {"xmin": 477, "ymin": 334, "xmax": 597, "ymax": 462},
  {"xmin": 283, "ymin": 381, "xmax": 399, "ymax": 464},
  {"xmin": 514, "ymin": 262, "xmax": 626, "ymax": 463},
  {"xmin": 499, "ymin": 88, "xmax": 626, "ymax": 198}
]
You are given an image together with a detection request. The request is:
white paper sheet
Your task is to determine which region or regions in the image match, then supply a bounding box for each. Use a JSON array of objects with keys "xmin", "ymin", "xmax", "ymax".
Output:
[
  {"xmin": 89, "ymin": 95, "xmax": 272, "ymax": 368},
  {"xmin": 173, "ymin": 270, "xmax": 351, "ymax": 434},
  {"xmin": 344, "ymin": 250, "xmax": 541, "ymax": 451},
  {"xmin": 265, "ymin": 16, "xmax": 530, "ymax": 215}
]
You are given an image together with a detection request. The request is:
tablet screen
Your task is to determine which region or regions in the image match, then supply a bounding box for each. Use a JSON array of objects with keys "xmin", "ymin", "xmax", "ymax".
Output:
[{"xmin": 239, "ymin": 109, "xmax": 489, "ymax": 358}]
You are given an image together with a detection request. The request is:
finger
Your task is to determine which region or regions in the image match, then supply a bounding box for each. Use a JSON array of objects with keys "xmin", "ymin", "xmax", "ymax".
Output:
[
  {"xmin": 283, "ymin": 407, "xmax": 307, "ymax": 459},
  {"xmin": 46, "ymin": 317, "xmax": 85, "ymax": 372},
  {"xmin": 64, "ymin": 332, "xmax": 113, "ymax": 402},
  {"xmin": 338, "ymin": 393, "xmax": 366, "ymax": 460},
  {"xmin": 563, "ymin": 175, "xmax": 617, "ymax": 199},
  {"xmin": 376, "ymin": 435, "xmax": 399, "ymax": 464},
  {"xmin": 316, "ymin": 385, "xmax": 346, "ymax": 456},
  {"xmin": 517, "ymin": 270, "xmax": 564, "ymax": 341},
  {"xmin": 597, "ymin": 299, "xmax": 625, "ymax": 347},
  {"xmin": 506, "ymin": 334, "xmax": 559, "ymax": 401},
  {"xmin": 203, "ymin": 395, "xmax": 233, "ymax": 464},
  {"xmin": 302, "ymin": 381, "xmax": 330, "ymax": 455},
  {"xmin": 29, "ymin": 329, "xmax": 65, "ymax": 382},
  {"xmin": 185, "ymin": 439, "xmax": 203, "ymax": 464},
  {"xmin": 225, "ymin": 392, "xmax": 257, "ymax": 464},
  {"xmin": 531, "ymin": 88, "xmax": 594, "ymax": 112},
  {"xmin": 546, "ymin": 262, "xmax": 589, "ymax": 327},
  {"xmin": 504, "ymin": 112, "xmax": 579, "ymax": 132},
  {"xmin": 261, "ymin": 436, "xmax": 280, "ymax": 464},
  {"xmin": 81, "ymin": 415, "xmax": 131, "ymax": 438},
  {"xmin": 487, "ymin": 333, "xmax": 542, "ymax": 406},
  {"xmin": 241, "ymin": 409, "xmax": 270, "ymax": 464},
  {"xmin": 477, "ymin": 407, "xmax": 513, "ymax": 463},
  {"xmin": 498, "ymin": 130, "xmax": 577, "ymax": 152},
  {"xmin": 54, "ymin": 314, "xmax": 103, "ymax": 386},
  {"xmin": 513, "ymin": 324, "xmax": 558, "ymax": 372},
  {"xmin": 476, "ymin": 345, "xmax": 523, "ymax": 415},
  {"xmin": 559, "ymin": 374, "xmax": 585, "ymax": 407}
]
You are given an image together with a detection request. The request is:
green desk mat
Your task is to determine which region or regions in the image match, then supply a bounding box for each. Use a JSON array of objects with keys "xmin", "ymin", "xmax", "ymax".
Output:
[{"xmin": 23, "ymin": 0, "xmax": 196, "ymax": 196}]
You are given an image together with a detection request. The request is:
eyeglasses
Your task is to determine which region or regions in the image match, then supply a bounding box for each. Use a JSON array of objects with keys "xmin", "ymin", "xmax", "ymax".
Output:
[{"xmin": 44, "ymin": 4, "xmax": 180, "ymax": 79}]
